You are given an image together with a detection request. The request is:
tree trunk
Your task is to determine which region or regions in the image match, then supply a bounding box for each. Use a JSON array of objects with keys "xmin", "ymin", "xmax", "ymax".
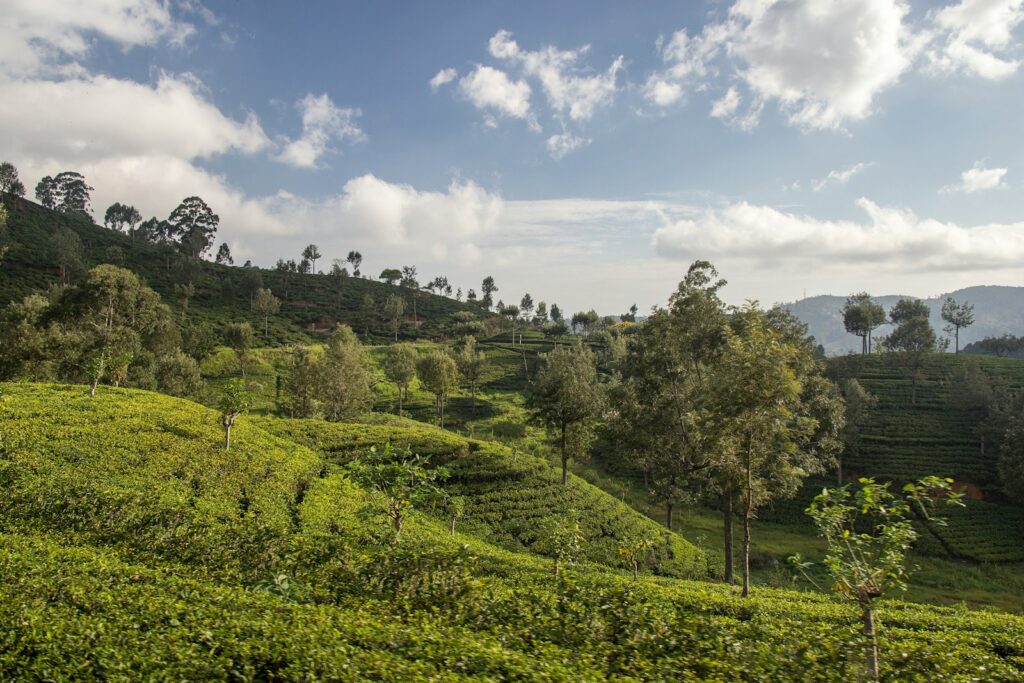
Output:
[
  {"xmin": 264, "ymin": 316, "xmax": 269, "ymax": 337},
  {"xmin": 666, "ymin": 502, "xmax": 674, "ymax": 532},
  {"xmin": 89, "ymin": 379, "xmax": 98, "ymax": 398},
  {"xmin": 451, "ymin": 516, "xmax": 456, "ymax": 536},
  {"xmin": 398, "ymin": 386, "xmax": 403, "ymax": 415},
  {"xmin": 861, "ymin": 603, "xmax": 880, "ymax": 680},
  {"xmin": 723, "ymin": 491, "xmax": 734, "ymax": 585},
  {"xmin": 862, "ymin": 334, "xmax": 867, "ymax": 355},
  {"xmin": 560, "ymin": 424, "xmax": 568, "ymax": 485},
  {"xmin": 955, "ymin": 326, "xmax": 960, "ymax": 354},
  {"xmin": 224, "ymin": 424, "xmax": 232, "ymax": 451},
  {"xmin": 837, "ymin": 454, "xmax": 844, "ymax": 486},
  {"xmin": 742, "ymin": 439, "xmax": 752, "ymax": 598},
  {"xmin": 471, "ymin": 382, "xmax": 477, "ymax": 414}
]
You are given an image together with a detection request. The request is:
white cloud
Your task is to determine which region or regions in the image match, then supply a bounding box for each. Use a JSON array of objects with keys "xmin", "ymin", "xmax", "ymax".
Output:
[
  {"xmin": 546, "ymin": 133, "xmax": 590, "ymax": 159},
  {"xmin": 941, "ymin": 161, "xmax": 1009, "ymax": 193},
  {"xmin": 652, "ymin": 197, "xmax": 1024, "ymax": 272},
  {"xmin": 643, "ymin": 23, "xmax": 728, "ymax": 107},
  {"xmin": 0, "ymin": 0, "xmax": 193, "ymax": 77},
  {"xmin": 274, "ymin": 93, "xmax": 364, "ymax": 169},
  {"xmin": 710, "ymin": 86, "xmax": 741, "ymax": 119},
  {"xmin": 457, "ymin": 65, "xmax": 533, "ymax": 122},
  {"xmin": 430, "ymin": 67, "xmax": 457, "ymax": 91},
  {"xmin": 812, "ymin": 162, "xmax": 875, "ymax": 192},
  {"xmin": 927, "ymin": 0, "xmax": 1024, "ymax": 79}
]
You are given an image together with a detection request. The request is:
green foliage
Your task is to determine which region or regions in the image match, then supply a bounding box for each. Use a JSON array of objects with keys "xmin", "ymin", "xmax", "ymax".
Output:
[
  {"xmin": 347, "ymin": 444, "xmax": 449, "ymax": 540},
  {"xmin": 384, "ymin": 343, "xmax": 418, "ymax": 413},
  {"xmin": 319, "ymin": 325, "xmax": 373, "ymax": 421},
  {"xmin": 416, "ymin": 350, "xmax": 459, "ymax": 428},
  {"xmin": 218, "ymin": 378, "xmax": 254, "ymax": 450}
]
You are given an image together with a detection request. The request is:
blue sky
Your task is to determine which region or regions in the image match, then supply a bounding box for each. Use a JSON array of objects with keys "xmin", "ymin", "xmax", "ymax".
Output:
[{"xmin": 3, "ymin": 0, "xmax": 1024, "ymax": 313}]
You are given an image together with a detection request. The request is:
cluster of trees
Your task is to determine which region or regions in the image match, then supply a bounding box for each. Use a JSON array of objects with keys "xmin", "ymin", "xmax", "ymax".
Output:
[
  {"xmin": 526, "ymin": 261, "xmax": 845, "ymax": 597},
  {"xmin": 842, "ymin": 292, "xmax": 975, "ymax": 355},
  {"xmin": 0, "ymin": 265, "xmax": 206, "ymax": 398}
]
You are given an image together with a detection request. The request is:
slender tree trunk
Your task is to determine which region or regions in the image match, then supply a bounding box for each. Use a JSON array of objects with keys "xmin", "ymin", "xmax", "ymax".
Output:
[
  {"xmin": 89, "ymin": 378, "xmax": 98, "ymax": 398},
  {"xmin": 398, "ymin": 385, "xmax": 403, "ymax": 415},
  {"xmin": 742, "ymin": 438, "xmax": 753, "ymax": 598},
  {"xmin": 862, "ymin": 334, "xmax": 867, "ymax": 355},
  {"xmin": 861, "ymin": 603, "xmax": 880, "ymax": 680},
  {"xmin": 837, "ymin": 455, "xmax": 844, "ymax": 486},
  {"xmin": 560, "ymin": 424, "xmax": 568, "ymax": 485},
  {"xmin": 451, "ymin": 516, "xmax": 456, "ymax": 536},
  {"xmin": 955, "ymin": 326, "xmax": 960, "ymax": 354},
  {"xmin": 723, "ymin": 490, "xmax": 734, "ymax": 585},
  {"xmin": 666, "ymin": 502, "xmax": 674, "ymax": 532},
  {"xmin": 264, "ymin": 316, "xmax": 269, "ymax": 337},
  {"xmin": 471, "ymin": 382, "xmax": 477, "ymax": 414},
  {"xmin": 224, "ymin": 424, "xmax": 232, "ymax": 451}
]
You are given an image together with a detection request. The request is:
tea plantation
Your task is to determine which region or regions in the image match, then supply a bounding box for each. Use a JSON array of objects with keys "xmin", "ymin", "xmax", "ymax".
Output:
[{"xmin": 2, "ymin": 382, "xmax": 1024, "ymax": 680}]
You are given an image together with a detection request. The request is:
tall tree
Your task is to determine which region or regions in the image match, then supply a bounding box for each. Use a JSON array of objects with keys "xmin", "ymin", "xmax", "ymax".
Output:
[
  {"xmin": 281, "ymin": 345, "xmax": 320, "ymax": 418},
  {"xmin": 941, "ymin": 296, "xmax": 974, "ymax": 354},
  {"xmin": 883, "ymin": 298, "xmax": 936, "ymax": 404},
  {"xmin": 520, "ymin": 293, "xmax": 535, "ymax": 325},
  {"xmin": 383, "ymin": 294, "xmax": 404, "ymax": 340},
  {"xmin": 401, "ymin": 265, "xmax": 420, "ymax": 323},
  {"xmin": 252, "ymin": 288, "xmax": 281, "ymax": 337},
  {"xmin": 215, "ymin": 243, "xmax": 234, "ymax": 265},
  {"xmin": 481, "ymin": 276, "xmax": 498, "ymax": 310},
  {"xmin": 302, "ymin": 244, "xmax": 322, "ymax": 272},
  {"xmin": 0, "ymin": 162, "xmax": 26, "ymax": 196},
  {"xmin": 103, "ymin": 203, "xmax": 142, "ymax": 237},
  {"xmin": 346, "ymin": 250, "xmax": 362, "ymax": 277},
  {"xmin": 223, "ymin": 322, "xmax": 254, "ymax": 376},
  {"xmin": 319, "ymin": 325, "xmax": 373, "ymax": 421},
  {"xmin": 529, "ymin": 341, "xmax": 605, "ymax": 485},
  {"xmin": 359, "ymin": 293, "xmax": 376, "ymax": 338},
  {"xmin": 168, "ymin": 196, "xmax": 219, "ymax": 259},
  {"xmin": 50, "ymin": 227, "xmax": 83, "ymax": 285},
  {"xmin": 384, "ymin": 343, "xmax": 417, "ymax": 414},
  {"xmin": 218, "ymin": 379, "xmax": 253, "ymax": 451},
  {"xmin": 417, "ymin": 350, "xmax": 460, "ymax": 428},
  {"xmin": 456, "ymin": 335, "xmax": 488, "ymax": 414},
  {"xmin": 710, "ymin": 305, "xmax": 825, "ymax": 597},
  {"xmin": 36, "ymin": 172, "xmax": 93, "ymax": 217},
  {"xmin": 842, "ymin": 292, "xmax": 887, "ymax": 354},
  {"xmin": 549, "ymin": 303, "xmax": 563, "ymax": 323},
  {"xmin": 503, "ymin": 304, "xmax": 520, "ymax": 345}
]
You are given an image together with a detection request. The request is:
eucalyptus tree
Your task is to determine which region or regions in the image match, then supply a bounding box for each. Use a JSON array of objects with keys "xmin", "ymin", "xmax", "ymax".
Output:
[
  {"xmin": 384, "ymin": 343, "xmax": 417, "ymax": 414},
  {"xmin": 216, "ymin": 243, "xmax": 234, "ymax": 265},
  {"xmin": 417, "ymin": 350, "xmax": 459, "ymax": 428},
  {"xmin": 319, "ymin": 324, "xmax": 373, "ymax": 421},
  {"xmin": 529, "ymin": 340, "xmax": 605, "ymax": 486},
  {"xmin": 842, "ymin": 292, "xmax": 886, "ymax": 354},
  {"xmin": 0, "ymin": 162, "xmax": 26, "ymax": 196},
  {"xmin": 383, "ymin": 294, "xmax": 404, "ymax": 340},
  {"xmin": 36, "ymin": 172, "xmax": 93, "ymax": 217},
  {"xmin": 883, "ymin": 298, "xmax": 936, "ymax": 404},
  {"xmin": 456, "ymin": 335, "xmax": 488, "ymax": 414},
  {"xmin": 103, "ymin": 203, "xmax": 142, "ymax": 237},
  {"xmin": 346, "ymin": 250, "xmax": 362, "ymax": 276},
  {"xmin": 941, "ymin": 296, "xmax": 974, "ymax": 353},
  {"xmin": 168, "ymin": 196, "xmax": 219, "ymax": 259},
  {"xmin": 252, "ymin": 288, "xmax": 280, "ymax": 337},
  {"xmin": 481, "ymin": 276, "xmax": 497, "ymax": 310},
  {"xmin": 301, "ymin": 244, "xmax": 322, "ymax": 272}
]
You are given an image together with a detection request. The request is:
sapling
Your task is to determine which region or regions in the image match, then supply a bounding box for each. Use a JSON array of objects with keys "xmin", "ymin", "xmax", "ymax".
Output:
[
  {"xmin": 347, "ymin": 444, "xmax": 448, "ymax": 542},
  {"xmin": 618, "ymin": 533, "xmax": 658, "ymax": 580},
  {"xmin": 218, "ymin": 379, "xmax": 253, "ymax": 451},
  {"xmin": 448, "ymin": 495, "xmax": 466, "ymax": 536},
  {"xmin": 790, "ymin": 476, "xmax": 963, "ymax": 680}
]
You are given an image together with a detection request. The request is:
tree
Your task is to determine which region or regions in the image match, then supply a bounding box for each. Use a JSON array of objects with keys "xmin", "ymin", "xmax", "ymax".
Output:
[
  {"xmin": 359, "ymin": 293, "xmax": 376, "ymax": 338},
  {"xmin": 709, "ymin": 304, "xmax": 838, "ymax": 597},
  {"xmin": 383, "ymin": 294, "xmax": 404, "ymax": 341},
  {"xmin": 837, "ymin": 379, "xmax": 876, "ymax": 485},
  {"xmin": 50, "ymin": 227, "xmax": 83, "ymax": 285},
  {"xmin": 168, "ymin": 196, "xmax": 219, "ymax": 259},
  {"xmin": 972, "ymin": 334, "xmax": 1024, "ymax": 357},
  {"xmin": 346, "ymin": 250, "xmax": 362, "ymax": 276},
  {"xmin": 883, "ymin": 298, "xmax": 936, "ymax": 404},
  {"xmin": 610, "ymin": 261, "xmax": 727, "ymax": 537},
  {"xmin": 319, "ymin": 325, "xmax": 373, "ymax": 421},
  {"xmin": 384, "ymin": 343, "xmax": 418, "ymax": 414},
  {"xmin": 0, "ymin": 202, "xmax": 8, "ymax": 264},
  {"xmin": 481, "ymin": 276, "xmax": 497, "ymax": 310},
  {"xmin": 622, "ymin": 303, "xmax": 639, "ymax": 323},
  {"xmin": 223, "ymin": 322, "xmax": 254, "ymax": 376},
  {"xmin": 941, "ymin": 297, "xmax": 974, "ymax": 354},
  {"xmin": 571, "ymin": 310, "xmax": 599, "ymax": 337},
  {"xmin": 156, "ymin": 350, "xmax": 204, "ymax": 398},
  {"xmin": 401, "ymin": 265, "xmax": 420, "ymax": 322},
  {"xmin": 302, "ymin": 244, "xmax": 322, "ymax": 272},
  {"xmin": 103, "ymin": 203, "xmax": 142, "ymax": 237},
  {"xmin": 252, "ymin": 288, "xmax": 281, "ymax": 337},
  {"xmin": 534, "ymin": 301, "xmax": 548, "ymax": 325},
  {"xmin": 502, "ymin": 304, "xmax": 520, "ymax": 345},
  {"xmin": 529, "ymin": 341, "xmax": 605, "ymax": 485},
  {"xmin": 791, "ymin": 477, "xmax": 963, "ymax": 679},
  {"xmin": 329, "ymin": 260, "xmax": 349, "ymax": 278},
  {"xmin": 218, "ymin": 379, "xmax": 253, "ymax": 451},
  {"xmin": 298, "ymin": 258, "xmax": 311, "ymax": 274},
  {"xmin": 456, "ymin": 335, "xmax": 487, "ymax": 414},
  {"xmin": 842, "ymin": 292, "xmax": 887, "ymax": 354},
  {"xmin": 0, "ymin": 162, "xmax": 26, "ymax": 196},
  {"xmin": 137, "ymin": 217, "xmax": 173, "ymax": 244},
  {"xmin": 36, "ymin": 172, "xmax": 93, "ymax": 217},
  {"xmin": 347, "ymin": 444, "xmax": 448, "ymax": 541},
  {"xmin": 378, "ymin": 268, "xmax": 402, "ymax": 286},
  {"xmin": 281, "ymin": 345, "xmax": 320, "ymax": 418},
  {"xmin": 417, "ymin": 350, "xmax": 460, "ymax": 428},
  {"xmin": 520, "ymin": 293, "xmax": 534, "ymax": 325},
  {"xmin": 550, "ymin": 303, "xmax": 563, "ymax": 323},
  {"xmin": 216, "ymin": 243, "xmax": 234, "ymax": 265}
]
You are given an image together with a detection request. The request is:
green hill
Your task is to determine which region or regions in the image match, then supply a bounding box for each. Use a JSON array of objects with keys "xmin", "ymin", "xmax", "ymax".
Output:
[
  {"xmin": 0, "ymin": 195, "xmax": 487, "ymax": 343},
  {"xmin": 3, "ymin": 383, "xmax": 1024, "ymax": 679}
]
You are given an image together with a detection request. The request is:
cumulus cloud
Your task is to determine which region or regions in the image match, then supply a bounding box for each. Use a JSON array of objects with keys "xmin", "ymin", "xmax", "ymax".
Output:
[
  {"xmin": 812, "ymin": 162, "xmax": 875, "ymax": 192},
  {"xmin": 430, "ymin": 67, "xmax": 457, "ymax": 91},
  {"xmin": 643, "ymin": 23, "xmax": 729, "ymax": 107},
  {"xmin": 927, "ymin": 0, "xmax": 1024, "ymax": 79},
  {"xmin": 274, "ymin": 93, "xmax": 364, "ymax": 169},
  {"xmin": 941, "ymin": 162, "xmax": 1009, "ymax": 193},
  {"xmin": 546, "ymin": 132, "xmax": 590, "ymax": 159},
  {"xmin": 488, "ymin": 29, "xmax": 623, "ymax": 122},
  {"xmin": 457, "ymin": 65, "xmax": 534, "ymax": 122},
  {"xmin": 0, "ymin": 0, "xmax": 193, "ymax": 77},
  {"xmin": 652, "ymin": 197, "xmax": 1024, "ymax": 272}
]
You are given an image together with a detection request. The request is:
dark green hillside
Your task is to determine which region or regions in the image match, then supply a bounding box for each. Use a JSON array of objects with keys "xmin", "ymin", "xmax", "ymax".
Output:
[
  {"xmin": 0, "ymin": 195, "xmax": 487, "ymax": 343},
  {"xmin": 825, "ymin": 353, "xmax": 1024, "ymax": 562},
  {"xmin": 255, "ymin": 414, "xmax": 714, "ymax": 579}
]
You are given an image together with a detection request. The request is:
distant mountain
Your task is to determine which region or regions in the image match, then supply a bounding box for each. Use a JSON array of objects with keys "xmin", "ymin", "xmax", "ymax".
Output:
[{"xmin": 782, "ymin": 286, "xmax": 1024, "ymax": 356}]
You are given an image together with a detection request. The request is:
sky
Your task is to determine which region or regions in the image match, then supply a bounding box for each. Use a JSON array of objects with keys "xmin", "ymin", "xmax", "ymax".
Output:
[{"xmin": 2, "ymin": 0, "xmax": 1024, "ymax": 314}]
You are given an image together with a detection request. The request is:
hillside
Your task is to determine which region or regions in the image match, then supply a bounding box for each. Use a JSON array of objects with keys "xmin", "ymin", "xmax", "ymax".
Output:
[
  {"xmin": 0, "ymin": 195, "xmax": 487, "ymax": 343},
  {"xmin": 783, "ymin": 287, "xmax": 1024, "ymax": 355},
  {"xmin": 2, "ymin": 383, "xmax": 1023, "ymax": 680}
]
